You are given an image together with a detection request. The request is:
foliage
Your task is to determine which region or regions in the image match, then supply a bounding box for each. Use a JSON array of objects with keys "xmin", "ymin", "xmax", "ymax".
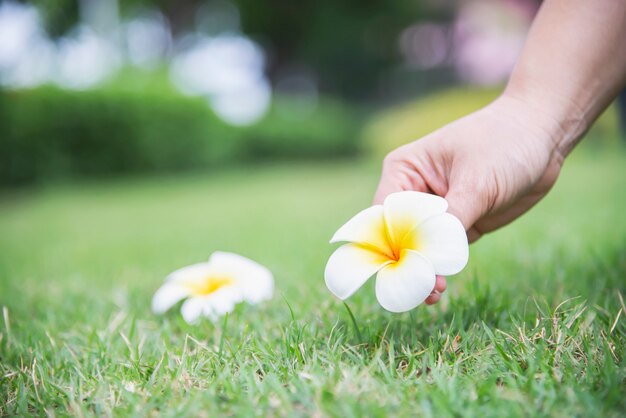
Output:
[
  {"xmin": 0, "ymin": 150, "xmax": 625, "ymax": 416},
  {"xmin": 31, "ymin": 0, "xmax": 447, "ymax": 98},
  {"xmin": 361, "ymin": 88, "xmax": 622, "ymax": 157},
  {"xmin": 244, "ymin": 95, "xmax": 360, "ymax": 159},
  {"xmin": 0, "ymin": 86, "xmax": 361, "ymax": 186},
  {"xmin": 235, "ymin": 0, "xmax": 434, "ymax": 98},
  {"xmin": 0, "ymin": 86, "xmax": 240, "ymax": 185},
  {"xmin": 31, "ymin": 0, "xmax": 79, "ymax": 38}
]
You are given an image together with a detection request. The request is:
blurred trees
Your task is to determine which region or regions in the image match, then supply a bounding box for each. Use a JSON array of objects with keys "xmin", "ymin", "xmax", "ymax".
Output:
[
  {"xmin": 29, "ymin": 0, "xmax": 451, "ymax": 98},
  {"xmin": 235, "ymin": 0, "xmax": 436, "ymax": 98},
  {"xmin": 31, "ymin": 0, "xmax": 79, "ymax": 37}
]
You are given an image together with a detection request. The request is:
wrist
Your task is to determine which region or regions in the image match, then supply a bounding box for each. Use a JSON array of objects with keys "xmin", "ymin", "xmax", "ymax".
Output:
[
  {"xmin": 499, "ymin": 83, "xmax": 590, "ymax": 158},
  {"xmin": 494, "ymin": 83, "xmax": 591, "ymax": 158}
]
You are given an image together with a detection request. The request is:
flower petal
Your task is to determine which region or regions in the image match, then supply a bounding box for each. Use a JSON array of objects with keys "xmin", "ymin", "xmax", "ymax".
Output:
[
  {"xmin": 330, "ymin": 205, "xmax": 392, "ymax": 256},
  {"xmin": 415, "ymin": 212, "xmax": 469, "ymax": 275},
  {"xmin": 181, "ymin": 297, "xmax": 207, "ymax": 324},
  {"xmin": 166, "ymin": 262, "xmax": 213, "ymax": 283},
  {"xmin": 152, "ymin": 283, "xmax": 192, "ymax": 314},
  {"xmin": 206, "ymin": 287, "xmax": 241, "ymax": 316},
  {"xmin": 383, "ymin": 191, "xmax": 448, "ymax": 247},
  {"xmin": 181, "ymin": 288, "xmax": 242, "ymax": 324},
  {"xmin": 325, "ymin": 243, "xmax": 392, "ymax": 300},
  {"xmin": 375, "ymin": 250, "xmax": 436, "ymax": 313},
  {"xmin": 208, "ymin": 251, "xmax": 274, "ymax": 304}
]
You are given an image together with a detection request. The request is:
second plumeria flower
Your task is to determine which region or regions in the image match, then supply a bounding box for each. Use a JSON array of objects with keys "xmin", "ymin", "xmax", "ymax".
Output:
[
  {"xmin": 152, "ymin": 251, "xmax": 274, "ymax": 323},
  {"xmin": 325, "ymin": 191, "xmax": 469, "ymax": 312}
]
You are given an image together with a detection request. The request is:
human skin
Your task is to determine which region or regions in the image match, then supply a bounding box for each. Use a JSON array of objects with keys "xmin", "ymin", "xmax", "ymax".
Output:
[{"xmin": 374, "ymin": 0, "xmax": 626, "ymax": 304}]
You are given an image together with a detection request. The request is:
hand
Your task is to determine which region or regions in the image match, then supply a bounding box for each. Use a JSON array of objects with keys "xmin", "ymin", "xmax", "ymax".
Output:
[{"xmin": 373, "ymin": 95, "xmax": 566, "ymax": 304}]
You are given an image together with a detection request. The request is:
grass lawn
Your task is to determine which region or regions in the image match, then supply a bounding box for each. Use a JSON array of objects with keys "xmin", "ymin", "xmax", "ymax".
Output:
[{"xmin": 1, "ymin": 148, "xmax": 625, "ymax": 417}]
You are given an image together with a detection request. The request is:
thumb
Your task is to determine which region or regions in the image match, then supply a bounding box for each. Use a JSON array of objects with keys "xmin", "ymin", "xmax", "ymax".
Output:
[
  {"xmin": 373, "ymin": 171, "xmax": 407, "ymax": 205},
  {"xmin": 373, "ymin": 154, "xmax": 432, "ymax": 205},
  {"xmin": 444, "ymin": 186, "xmax": 485, "ymax": 241}
]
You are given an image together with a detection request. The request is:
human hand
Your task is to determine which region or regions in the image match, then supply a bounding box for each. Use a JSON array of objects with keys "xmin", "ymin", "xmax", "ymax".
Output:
[{"xmin": 373, "ymin": 94, "xmax": 566, "ymax": 304}]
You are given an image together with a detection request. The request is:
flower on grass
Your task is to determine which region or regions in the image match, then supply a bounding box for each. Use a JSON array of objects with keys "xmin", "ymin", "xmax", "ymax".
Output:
[
  {"xmin": 152, "ymin": 251, "xmax": 273, "ymax": 323},
  {"xmin": 325, "ymin": 191, "xmax": 469, "ymax": 312}
]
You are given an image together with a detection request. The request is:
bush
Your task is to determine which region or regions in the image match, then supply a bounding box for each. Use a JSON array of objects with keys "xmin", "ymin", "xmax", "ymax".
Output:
[
  {"xmin": 245, "ymin": 96, "xmax": 360, "ymax": 158},
  {"xmin": 0, "ymin": 87, "xmax": 240, "ymax": 185},
  {"xmin": 361, "ymin": 87, "xmax": 623, "ymax": 157},
  {"xmin": 0, "ymin": 86, "xmax": 361, "ymax": 186}
]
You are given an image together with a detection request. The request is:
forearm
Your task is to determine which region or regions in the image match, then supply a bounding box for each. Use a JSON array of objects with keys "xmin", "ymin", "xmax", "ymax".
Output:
[{"xmin": 503, "ymin": 0, "xmax": 626, "ymax": 156}]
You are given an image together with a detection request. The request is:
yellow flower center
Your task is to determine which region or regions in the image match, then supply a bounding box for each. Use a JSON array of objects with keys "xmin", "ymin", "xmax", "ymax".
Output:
[
  {"xmin": 184, "ymin": 276, "xmax": 234, "ymax": 296},
  {"xmin": 381, "ymin": 220, "xmax": 421, "ymax": 263}
]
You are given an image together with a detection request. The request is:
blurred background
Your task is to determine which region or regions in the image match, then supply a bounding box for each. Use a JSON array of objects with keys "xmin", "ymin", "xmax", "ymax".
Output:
[
  {"xmin": 0, "ymin": 0, "xmax": 622, "ymax": 187},
  {"xmin": 1, "ymin": 6, "xmax": 626, "ymax": 411}
]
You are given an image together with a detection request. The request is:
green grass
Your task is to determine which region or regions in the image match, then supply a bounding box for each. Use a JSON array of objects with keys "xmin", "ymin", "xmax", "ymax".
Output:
[{"xmin": 1, "ymin": 149, "xmax": 625, "ymax": 417}]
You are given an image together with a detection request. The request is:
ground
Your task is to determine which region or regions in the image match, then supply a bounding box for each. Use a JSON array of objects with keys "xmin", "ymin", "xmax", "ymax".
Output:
[{"xmin": 1, "ymin": 148, "xmax": 625, "ymax": 417}]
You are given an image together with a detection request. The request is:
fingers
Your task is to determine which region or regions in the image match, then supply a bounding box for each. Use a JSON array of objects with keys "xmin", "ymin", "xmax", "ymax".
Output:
[
  {"xmin": 434, "ymin": 275, "xmax": 447, "ymax": 293},
  {"xmin": 466, "ymin": 226, "xmax": 482, "ymax": 243},
  {"xmin": 424, "ymin": 292, "xmax": 441, "ymax": 305},
  {"xmin": 444, "ymin": 186, "xmax": 484, "ymax": 233},
  {"xmin": 425, "ymin": 275, "xmax": 446, "ymax": 305},
  {"xmin": 373, "ymin": 163, "xmax": 407, "ymax": 205},
  {"xmin": 373, "ymin": 147, "xmax": 431, "ymax": 205},
  {"xmin": 376, "ymin": 145, "xmax": 483, "ymax": 234}
]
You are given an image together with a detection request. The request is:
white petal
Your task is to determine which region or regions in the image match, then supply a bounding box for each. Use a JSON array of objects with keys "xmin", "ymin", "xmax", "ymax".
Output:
[
  {"xmin": 383, "ymin": 191, "xmax": 448, "ymax": 247},
  {"xmin": 375, "ymin": 250, "xmax": 436, "ymax": 313},
  {"xmin": 206, "ymin": 287, "xmax": 241, "ymax": 316},
  {"xmin": 416, "ymin": 212, "xmax": 469, "ymax": 275},
  {"xmin": 325, "ymin": 243, "xmax": 392, "ymax": 300},
  {"xmin": 152, "ymin": 283, "xmax": 191, "ymax": 314},
  {"xmin": 208, "ymin": 251, "xmax": 274, "ymax": 304},
  {"xmin": 166, "ymin": 262, "xmax": 213, "ymax": 283},
  {"xmin": 330, "ymin": 205, "xmax": 392, "ymax": 255},
  {"xmin": 181, "ymin": 297, "xmax": 206, "ymax": 324}
]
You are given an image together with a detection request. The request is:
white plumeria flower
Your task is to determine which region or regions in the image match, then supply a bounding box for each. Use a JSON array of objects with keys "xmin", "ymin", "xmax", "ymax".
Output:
[
  {"xmin": 152, "ymin": 251, "xmax": 273, "ymax": 323},
  {"xmin": 325, "ymin": 191, "xmax": 469, "ymax": 312}
]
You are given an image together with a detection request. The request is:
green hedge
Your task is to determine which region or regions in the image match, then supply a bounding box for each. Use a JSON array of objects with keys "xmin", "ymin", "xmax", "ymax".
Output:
[
  {"xmin": 245, "ymin": 96, "xmax": 359, "ymax": 159},
  {"xmin": 0, "ymin": 87, "xmax": 361, "ymax": 186}
]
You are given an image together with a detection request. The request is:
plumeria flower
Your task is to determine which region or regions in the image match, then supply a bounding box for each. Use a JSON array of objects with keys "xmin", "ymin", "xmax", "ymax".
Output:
[
  {"xmin": 325, "ymin": 191, "xmax": 469, "ymax": 312},
  {"xmin": 152, "ymin": 251, "xmax": 273, "ymax": 323}
]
